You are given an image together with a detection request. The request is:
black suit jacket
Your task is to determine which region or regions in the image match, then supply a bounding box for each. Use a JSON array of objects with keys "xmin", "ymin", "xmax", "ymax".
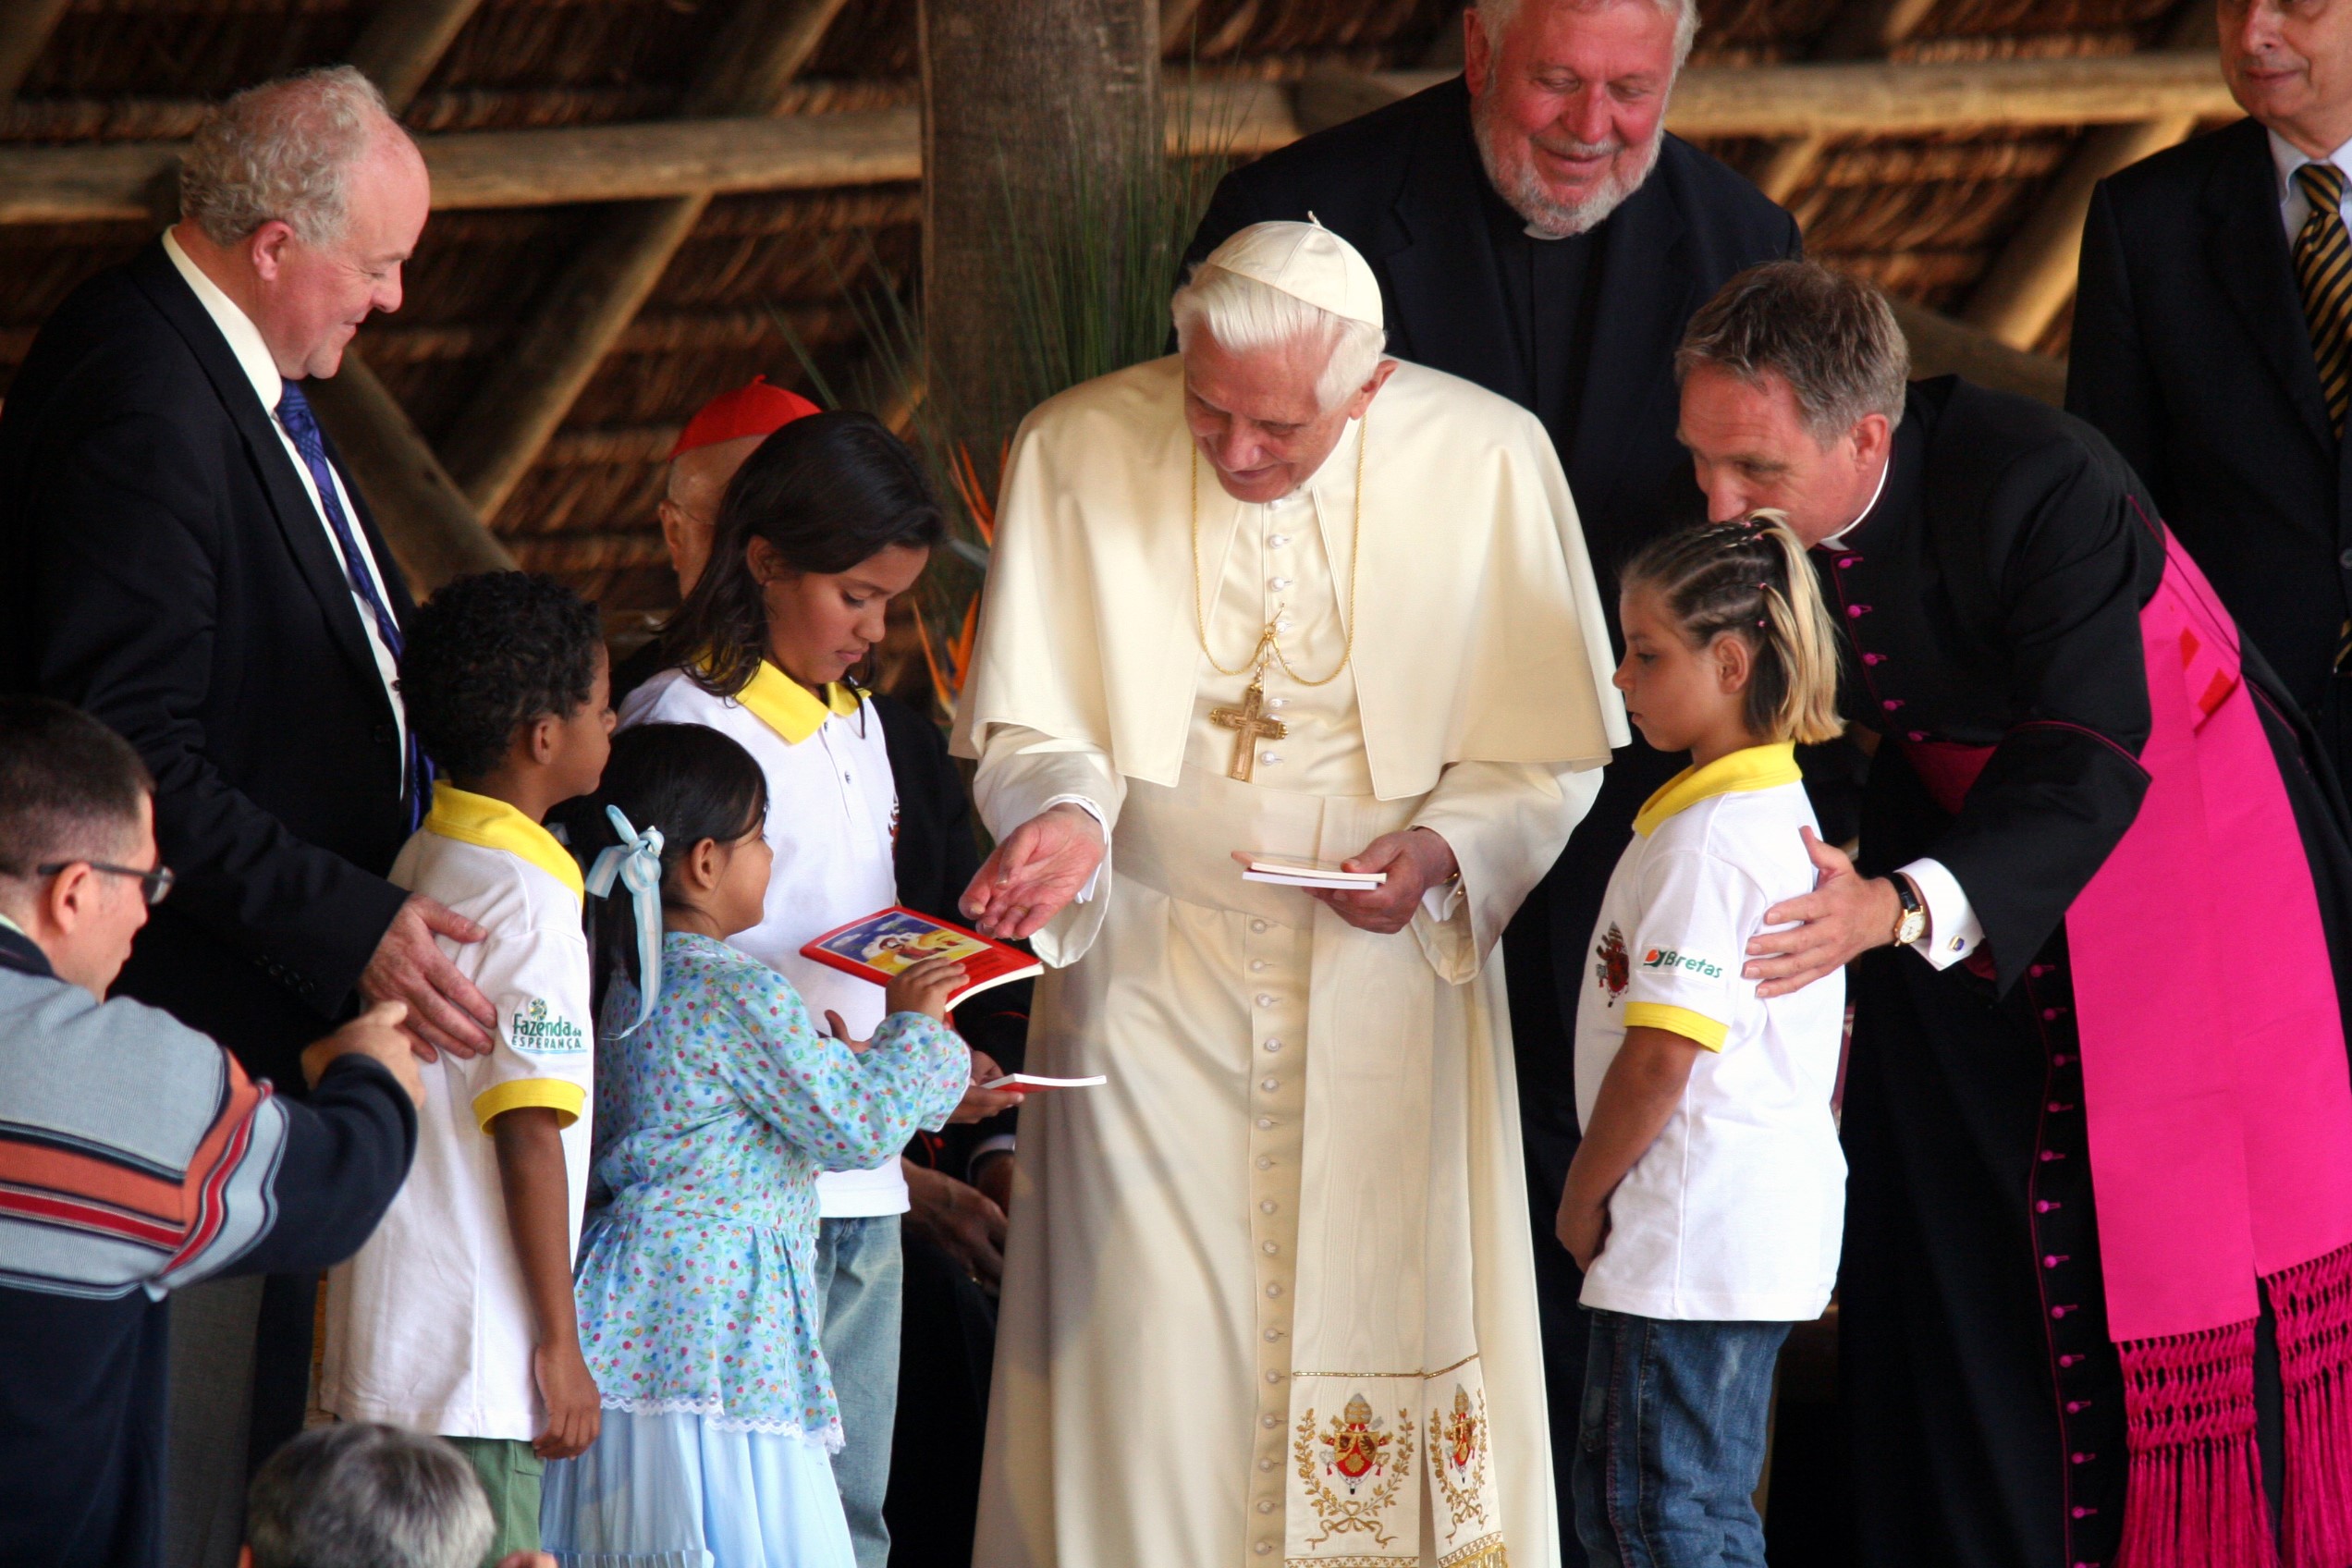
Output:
[
  {"xmin": 0, "ymin": 241, "xmax": 412, "ymax": 1087},
  {"xmin": 1182, "ymin": 77, "xmax": 1801, "ymax": 1187},
  {"xmin": 2072, "ymin": 117, "xmax": 2352, "ymax": 755}
]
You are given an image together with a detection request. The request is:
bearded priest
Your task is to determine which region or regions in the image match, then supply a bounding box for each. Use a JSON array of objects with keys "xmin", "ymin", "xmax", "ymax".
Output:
[{"xmin": 954, "ymin": 219, "xmax": 1625, "ymax": 1568}]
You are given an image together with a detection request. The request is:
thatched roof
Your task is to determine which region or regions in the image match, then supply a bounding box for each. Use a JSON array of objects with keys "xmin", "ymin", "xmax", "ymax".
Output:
[{"xmin": 0, "ymin": 0, "xmax": 2224, "ymax": 626}]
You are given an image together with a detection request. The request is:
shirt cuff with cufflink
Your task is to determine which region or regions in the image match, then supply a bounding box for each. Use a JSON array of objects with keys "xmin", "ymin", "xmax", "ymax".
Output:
[{"xmin": 1897, "ymin": 856, "xmax": 1984, "ymax": 970}]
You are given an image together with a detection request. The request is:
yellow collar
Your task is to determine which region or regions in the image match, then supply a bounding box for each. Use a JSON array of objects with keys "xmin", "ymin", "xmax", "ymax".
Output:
[
  {"xmin": 733, "ymin": 660, "xmax": 864, "ymax": 746},
  {"xmin": 422, "ymin": 783, "xmax": 584, "ymax": 899},
  {"xmin": 1634, "ymin": 742, "xmax": 1802, "ymax": 837}
]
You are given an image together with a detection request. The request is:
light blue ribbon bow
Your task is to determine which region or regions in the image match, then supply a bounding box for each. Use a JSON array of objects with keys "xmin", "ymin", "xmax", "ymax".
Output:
[{"xmin": 585, "ymin": 805, "xmax": 666, "ymax": 1035}]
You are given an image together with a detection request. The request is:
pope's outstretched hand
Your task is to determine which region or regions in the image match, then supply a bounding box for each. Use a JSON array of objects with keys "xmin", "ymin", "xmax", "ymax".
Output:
[{"xmin": 961, "ymin": 802, "xmax": 1106, "ymax": 940}]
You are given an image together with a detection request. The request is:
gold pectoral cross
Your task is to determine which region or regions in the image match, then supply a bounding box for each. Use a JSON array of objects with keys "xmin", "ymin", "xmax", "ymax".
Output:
[{"xmin": 1210, "ymin": 674, "xmax": 1289, "ymax": 782}]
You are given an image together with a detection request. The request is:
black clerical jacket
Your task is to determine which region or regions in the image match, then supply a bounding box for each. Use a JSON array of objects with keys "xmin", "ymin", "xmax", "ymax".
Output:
[
  {"xmin": 1826, "ymin": 377, "xmax": 2159, "ymax": 990},
  {"xmin": 2071, "ymin": 117, "xmax": 2352, "ymax": 766},
  {"xmin": 0, "ymin": 240, "xmax": 413, "ymax": 1089},
  {"xmin": 1821, "ymin": 376, "xmax": 2352, "ymax": 1568}
]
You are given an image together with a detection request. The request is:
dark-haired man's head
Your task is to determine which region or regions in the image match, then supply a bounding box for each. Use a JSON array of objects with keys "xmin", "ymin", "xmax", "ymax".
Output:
[
  {"xmin": 0, "ymin": 698, "xmax": 161, "ymax": 998},
  {"xmin": 400, "ymin": 572, "xmax": 615, "ymax": 822},
  {"xmin": 241, "ymin": 1422, "xmax": 493, "ymax": 1568}
]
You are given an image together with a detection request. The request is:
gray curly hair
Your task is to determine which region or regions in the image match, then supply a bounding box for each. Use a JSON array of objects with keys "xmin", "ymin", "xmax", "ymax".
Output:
[
  {"xmin": 179, "ymin": 66, "xmax": 404, "ymax": 247},
  {"xmin": 1473, "ymin": 0, "xmax": 1700, "ymax": 72}
]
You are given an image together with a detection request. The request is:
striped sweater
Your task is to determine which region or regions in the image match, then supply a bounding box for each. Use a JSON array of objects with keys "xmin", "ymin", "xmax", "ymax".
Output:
[{"xmin": 0, "ymin": 923, "xmax": 415, "ymax": 1568}]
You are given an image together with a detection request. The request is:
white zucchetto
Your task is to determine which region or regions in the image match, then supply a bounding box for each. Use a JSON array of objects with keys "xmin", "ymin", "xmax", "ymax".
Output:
[{"xmin": 1196, "ymin": 216, "xmax": 1384, "ymax": 331}]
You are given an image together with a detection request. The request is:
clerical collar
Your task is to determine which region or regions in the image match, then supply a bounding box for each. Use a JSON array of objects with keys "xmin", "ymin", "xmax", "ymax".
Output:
[{"xmin": 1815, "ymin": 451, "xmax": 1893, "ymax": 553}]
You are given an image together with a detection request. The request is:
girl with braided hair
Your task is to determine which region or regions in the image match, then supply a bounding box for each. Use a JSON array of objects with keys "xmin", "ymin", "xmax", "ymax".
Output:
[{"xmin": 1557, "ymin": 512, "xmax": 1847, "ymax": 1568}]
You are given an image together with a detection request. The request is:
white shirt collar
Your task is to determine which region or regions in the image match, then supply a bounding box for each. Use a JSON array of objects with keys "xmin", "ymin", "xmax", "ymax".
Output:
[
  {"xmin": 162, "ymin": 228, "xmax": 285, "ymax": 415},
  {"xmin": 1814, "ymin": 449, "xmax": 1893, "ymax": 554},
  {"xmin": 2269, "ymin": 127, "xmax": 2352, "ymax": 205}
]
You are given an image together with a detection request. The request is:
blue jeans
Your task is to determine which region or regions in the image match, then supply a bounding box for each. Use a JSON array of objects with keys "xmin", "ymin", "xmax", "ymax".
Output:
[
  {"xmin": 1572, "ymin": 1309, "xmax": 1790, "ymax": 1568},
  {"xmin": 816, "ymin": 1215, "xmax": 903, "ymax": 1568}
]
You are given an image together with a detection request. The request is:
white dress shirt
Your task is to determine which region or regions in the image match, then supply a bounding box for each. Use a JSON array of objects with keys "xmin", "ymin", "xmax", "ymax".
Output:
[
  {"xmin": 161, "ymin": 229, "xmax": 408, "ymax": 778},
  {"xmin": 1818, "ymin": 454, "xmax": 1986, "ymax": 971},
  {"xmin": 2271, "ymin": 129, "xmax": 2352, "ymax": 240}
]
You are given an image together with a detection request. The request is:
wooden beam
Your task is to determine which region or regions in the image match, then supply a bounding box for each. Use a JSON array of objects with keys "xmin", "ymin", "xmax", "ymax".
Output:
[
  {"xmin": 437, "ymin": 0, "xmax": 854, "ymax": 525},
  {"xmin": 1750, "ymin": 0, "xmax": 1939, "ymax": 213},
  {"xmin": 1958, "ymin": 116, "xmax": 2198, "ymax": 349},
  {"xmin": 1294, "ymin": 67, "xmax": 1412, "ymax": 138},
  {"xmin": 1671, "ymin": 52, "xmax": 2233, "ymax": 136},
  {"xmin": 348, "ymin": 0, "xmax": 488, "ymax": 115},
  {"xmin": 1158, "ymin": 0, "xmax": 1207, "ymax": 56},
  {"xmin": 1960, "ymin": 1, "xmax": 2218, "ymax": 349},
  {"xmin": 0, "ymin": 0, "xmax": 67, "ymax": 111},
  {"xmin": 306, "ymin": 348, "xmax": 518, "ymax": 592},
  {"xmin": 310, "ymin": 0, "xmax": 513, "ymax": 594},
  {"xmin": 689, "ymin": 0, "xmax": 854, "ymax": 119},
  {"xmin": 1891, "ymin": 296, "xmax": 2067, "ymax": 407},
  {"xmin": 0, "ymin": 56, "xmax": 2243, "ymax": 227},
  {"xmin": 1810, "ymin": 0, "xmax": 1942, "ymax": 63},
  {"xmin": 438, "ymin": 199, "xmax": 708, "ymax": 518}
]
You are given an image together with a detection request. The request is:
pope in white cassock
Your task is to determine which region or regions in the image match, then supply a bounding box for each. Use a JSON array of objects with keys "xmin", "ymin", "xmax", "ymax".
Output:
[{"xmin": 953, "ymin": 220, "xmax": 1626, "ymax": 1568}]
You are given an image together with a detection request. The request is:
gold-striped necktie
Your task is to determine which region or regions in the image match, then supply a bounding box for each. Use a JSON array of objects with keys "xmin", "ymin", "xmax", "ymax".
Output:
[{"xmin": 2295, "ymin": 160, "xmax": 2352, "ymax": 438}]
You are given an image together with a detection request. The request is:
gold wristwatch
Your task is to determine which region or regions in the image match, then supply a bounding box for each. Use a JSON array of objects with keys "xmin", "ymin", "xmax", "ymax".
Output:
[{"xmin": 1890, "ymin": 873, "xmax": 1928, "ymax": 948}]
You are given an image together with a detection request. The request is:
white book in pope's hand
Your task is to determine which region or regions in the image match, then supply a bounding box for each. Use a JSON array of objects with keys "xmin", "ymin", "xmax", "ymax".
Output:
[{"xmin": 1241, "ymin": 856, "xmax": 1388, "ymax": 891}]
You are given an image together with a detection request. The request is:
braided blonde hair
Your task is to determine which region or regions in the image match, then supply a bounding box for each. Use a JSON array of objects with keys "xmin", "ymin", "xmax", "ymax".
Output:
[{"xmin": 1621, "ymin": 511, "xmax": 1844, "ymax": 746}]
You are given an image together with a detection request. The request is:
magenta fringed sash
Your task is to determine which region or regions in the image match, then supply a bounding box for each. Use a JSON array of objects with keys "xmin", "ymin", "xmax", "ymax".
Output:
[{"xmin": 1901, "ymin": 528, "xmax": 2352, "ymax": 1568}]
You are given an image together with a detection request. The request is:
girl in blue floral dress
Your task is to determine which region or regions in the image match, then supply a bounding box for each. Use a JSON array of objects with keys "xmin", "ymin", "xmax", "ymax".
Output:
[{"xmin": 542, "ymin": 724, "xmax": 971, "ymax": 1568}]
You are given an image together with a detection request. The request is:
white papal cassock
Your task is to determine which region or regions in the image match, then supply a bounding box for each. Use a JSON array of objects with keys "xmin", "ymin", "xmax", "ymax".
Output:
[{"xmin": 956, "ymin": 353, "xmax": 1626, "ymax": 1568}]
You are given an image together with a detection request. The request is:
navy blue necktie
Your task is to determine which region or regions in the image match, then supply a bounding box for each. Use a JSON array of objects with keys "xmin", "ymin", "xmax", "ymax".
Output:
[{"xmin": 276, "ymin": 380, "xmax": 428, "ymax": 827}]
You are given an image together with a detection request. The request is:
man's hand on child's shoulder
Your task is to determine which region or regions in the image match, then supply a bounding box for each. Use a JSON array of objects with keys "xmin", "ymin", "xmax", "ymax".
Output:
[{"xmin": 300, "ymin": 1000, "xmax": 426, "ymax": 1109}]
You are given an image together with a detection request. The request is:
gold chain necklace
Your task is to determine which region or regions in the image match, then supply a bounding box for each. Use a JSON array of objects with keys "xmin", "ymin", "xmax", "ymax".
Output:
[{"xmin": 1189, "ymin": 409, "xmax": 1366, "ymax": 687}]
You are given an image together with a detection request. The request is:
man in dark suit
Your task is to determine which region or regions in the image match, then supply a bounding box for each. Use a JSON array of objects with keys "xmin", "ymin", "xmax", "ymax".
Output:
[
  {"xmin": 0, "ymin": 66, "xmax": 496, "ymax": 1558},
  {"xmin": 2070, "ymin": 0, "xmax": 2352, "ymax": 772},
  {"xmin": 1182, "ymin": 1, "xmax": 1798, "ymax": 1540}
]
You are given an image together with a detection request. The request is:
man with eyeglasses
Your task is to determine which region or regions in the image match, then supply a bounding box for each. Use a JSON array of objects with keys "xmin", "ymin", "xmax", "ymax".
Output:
[{"xmin": 0, "ymin": 697, "xmax": 425, "ymax": 1568}]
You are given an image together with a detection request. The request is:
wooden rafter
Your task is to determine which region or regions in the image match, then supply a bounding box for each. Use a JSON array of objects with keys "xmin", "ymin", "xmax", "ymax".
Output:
[
  {"xmin": 1960, "ymin": 0, "xmax": 2219, "ymax": 350},
  {"xmin": 0, "ymin": 0, "xmax": 66, "ymax": 110},
  {"xmin": 292, "ymin": 0, "xmax": 516, "ymax": 594},
  {"xmin": 1159, "ymin": 0, "xmax": 1209, "ymax": 56},
  {"xmin": 312, "ymin": 351, "xmax": 517, "ymax": 587},
  {"xmin": 348, "ymin": 0, "xmax": 489, "ymax": 115},
  {"xmin": 0, "ymin": 55, "xmax": 2242, "ymax": 228},
  {"xmin": 436, "ymin": 0, "xmax": 856, "ymax": 525},
  {"xmin": 1752, "ymin": 0, "xmax": 1938, "ymax": 206}
]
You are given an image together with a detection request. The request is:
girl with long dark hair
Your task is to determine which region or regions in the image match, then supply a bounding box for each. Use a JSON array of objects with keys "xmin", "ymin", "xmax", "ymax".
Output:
[
  {"xmin": 614, "ymin": 410, "xmax": 982, "ymax": 1562},
  {"xmin": 541, "ymin": 724, "xmax": 971, "ymax": 1568}
]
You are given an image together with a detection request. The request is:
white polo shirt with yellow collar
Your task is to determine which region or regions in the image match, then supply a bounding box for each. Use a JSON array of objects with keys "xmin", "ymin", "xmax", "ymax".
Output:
[
  {"xmin": 620, "ymin": 662, "xmax": 907, "ymax": 1218},
  {"xmin": 322, "ymin": 783, "xmax": 595, "ymax": 1439},
  {"xmin": 1573, "ymin": 742, "xmax": 1847, "ymax": 1323}
]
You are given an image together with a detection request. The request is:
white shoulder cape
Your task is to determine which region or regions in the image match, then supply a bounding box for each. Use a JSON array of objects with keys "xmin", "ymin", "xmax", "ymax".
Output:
[{"xmin": 952, "ymin": 354, "xmax": 1627, "ymax": 798}]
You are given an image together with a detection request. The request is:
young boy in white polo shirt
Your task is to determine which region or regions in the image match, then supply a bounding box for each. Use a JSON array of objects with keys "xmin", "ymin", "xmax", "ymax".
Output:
[
  {"xmin": 321, "ymin": 572, "xmax": 615, "ymax": 1562},
  {"xmin": 1561, "ymin": 519, "xmax": 1849, "ymax": 1568}
]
